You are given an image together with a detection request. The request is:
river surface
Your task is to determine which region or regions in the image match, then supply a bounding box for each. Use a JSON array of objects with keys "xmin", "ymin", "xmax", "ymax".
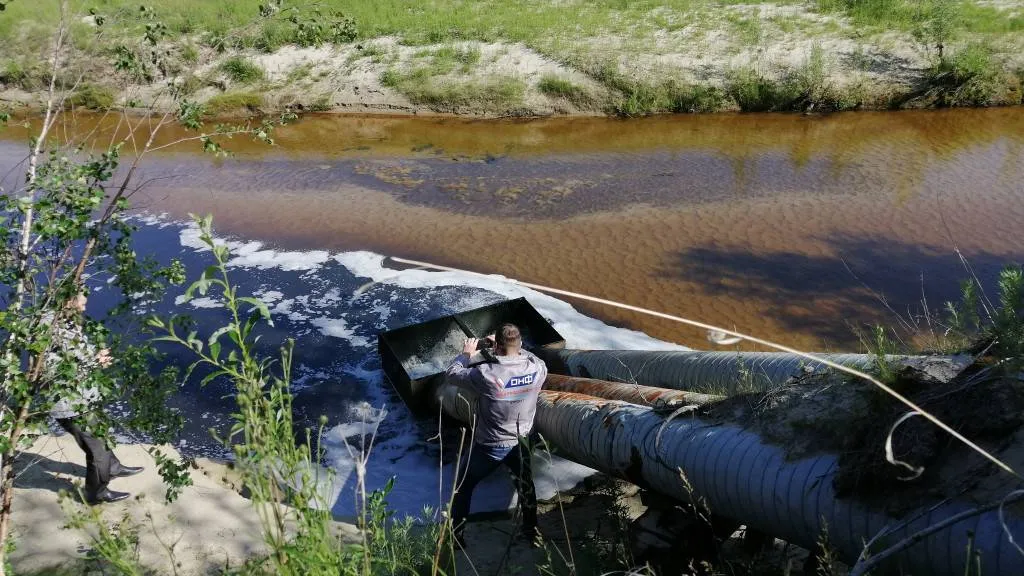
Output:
[{"xmin": 1, "ymin": 108, "xmax": 1022, "ymax": 517}]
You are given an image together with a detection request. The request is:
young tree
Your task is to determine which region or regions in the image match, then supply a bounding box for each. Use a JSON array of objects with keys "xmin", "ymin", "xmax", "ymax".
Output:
[{"xmin": 0, "ymin": 2, "xmax": 288, "ymax": 572}]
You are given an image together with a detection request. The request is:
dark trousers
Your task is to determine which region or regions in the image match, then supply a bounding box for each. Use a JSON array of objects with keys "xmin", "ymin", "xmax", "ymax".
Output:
[
  {"xmin": 452, "ymin": 440, "xmax": 537, "ymax": 536},
  {"xmin": 57, "ymin": 418, "xmax": 122, "ymax": 497}
]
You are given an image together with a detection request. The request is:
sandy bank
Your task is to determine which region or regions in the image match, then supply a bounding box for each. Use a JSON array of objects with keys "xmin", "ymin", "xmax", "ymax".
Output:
[
  {"xmin": 10, "ymin": 434, "xmax": 357, "ymax": 575},
  {"xmin": 2, "ymin": 1, "xmax": 1022, "ymax": 118},
  {"xmin": 9, "ymin": 435, "xmax": 641, "ymax": 575}
]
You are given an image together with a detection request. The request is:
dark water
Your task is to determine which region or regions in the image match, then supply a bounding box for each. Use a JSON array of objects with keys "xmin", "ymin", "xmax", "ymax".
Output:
[
  {"xmin": 2, "ymin": 108, "xmax": 1022, "ymax": 515},
  {"xmin": 8, "ymin": 108, "xmax": 1020, "ymax": 349}
]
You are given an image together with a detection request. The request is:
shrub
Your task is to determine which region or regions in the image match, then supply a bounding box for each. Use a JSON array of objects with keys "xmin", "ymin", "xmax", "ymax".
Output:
[
  {"xmin": 925, "ymin": 43, "xmax": 1002, "ymax": 106},
  {"xmin": 220, "ymin": 56, "xmax": 264, "ymax": 84},
  {"xmin": 289, "ymin": 10, "xmax": 358, "ymax": 47},
  {"xmin": 0, "ymin": 60, "xmax": 26, "ymax": 86},
  {"xmin": 727, "ymin": 48, "xmax": 838, "ymax": 112},
  {"xmin": 913, "ymin": 0, "xmax": 959, "ymax": 59},
  {"xmin": 67, "ymin": 83, "xmax": 116, "ymax": 110},
  {"xmin": 0, "ymin": 59, "xmax": 46, "ymax": 90}
]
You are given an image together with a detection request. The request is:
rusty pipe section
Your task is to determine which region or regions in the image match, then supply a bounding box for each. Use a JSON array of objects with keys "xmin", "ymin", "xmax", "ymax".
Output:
[
  {"xmin": 437, "ymin": 382, "xmax": 1024, "ymax": 576},
  {"xmin": 534, "ymin": 349, "xmax": 908, "ymax": 394},
  {"xmin": 543, "ymin": 374, "xmax": 720, "ymax": 407}
]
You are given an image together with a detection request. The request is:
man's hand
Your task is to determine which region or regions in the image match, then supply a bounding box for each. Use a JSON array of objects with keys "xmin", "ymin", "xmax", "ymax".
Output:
[
  {"xmin": 97, "ymin": 348, "xmax": 113, "ymax": 368},
  {"xmin": 462, "ymin": 338, "xmax": 479, "ymax": 355}
]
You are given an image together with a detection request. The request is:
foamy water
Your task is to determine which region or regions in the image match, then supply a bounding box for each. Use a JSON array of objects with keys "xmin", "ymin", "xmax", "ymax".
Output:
[{"xmin": 114, "ymin": 214, "xmax": 685, "ymax": 519}]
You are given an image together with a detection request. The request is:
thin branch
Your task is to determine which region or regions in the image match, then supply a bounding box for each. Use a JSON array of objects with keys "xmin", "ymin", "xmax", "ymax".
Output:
[
  {"xmin": 146, "ymin": 129, "xmax": 261, "ymax": 154},
  {"xmin": 840, "ymin": 256, "xmax": 916, "ymax": 334},
  {"xmin": 849, "ymin": 491, "xmax": 1024, "ymax": 576}
]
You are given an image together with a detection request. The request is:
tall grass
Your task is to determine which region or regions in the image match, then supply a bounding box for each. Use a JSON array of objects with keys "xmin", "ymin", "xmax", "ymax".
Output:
[
  {"xmin": 220, "ymin": 56, "xmax": 264, "ymax": 84},
  {"xmin": 587, "ymin": 63, "xmax": 726, "ymax": 116},
  {"xmin": 922, "ymin": 43, "xmax": 1007, "ymax": 107},
  {"xmin": 382, "ymin": 67, "xmax": 526, "ymax": 111},
  {"xmin": 537, "ymin": 75, "xmax": 593, "ymax": 108}
]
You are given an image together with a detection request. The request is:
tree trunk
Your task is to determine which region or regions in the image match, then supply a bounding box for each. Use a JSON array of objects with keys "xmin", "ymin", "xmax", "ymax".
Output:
[{"xmin": 0, "ymin": 403, "xmax": 33, "ymax": 576}]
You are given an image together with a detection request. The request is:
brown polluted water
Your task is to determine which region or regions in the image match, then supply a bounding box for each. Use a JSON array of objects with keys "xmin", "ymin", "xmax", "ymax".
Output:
[{"xmin": 2, "ymin": 108, "xmax": 1022, "ymax": 350}]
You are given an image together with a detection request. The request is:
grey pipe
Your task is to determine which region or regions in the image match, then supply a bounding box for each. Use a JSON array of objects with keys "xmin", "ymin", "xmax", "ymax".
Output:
[
  {"xmin": 534, "ymin": 349, "xmax": 899, "ymax": 394},
  {"xmin": 438, "ymin": 383, "xmax": 1023, "ymax": 575}
]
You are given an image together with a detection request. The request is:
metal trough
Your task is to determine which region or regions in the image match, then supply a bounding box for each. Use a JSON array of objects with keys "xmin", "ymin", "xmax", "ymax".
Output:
[{"xmin": 377, "ymin": 297, "xmax": 565, "ymax": 414}]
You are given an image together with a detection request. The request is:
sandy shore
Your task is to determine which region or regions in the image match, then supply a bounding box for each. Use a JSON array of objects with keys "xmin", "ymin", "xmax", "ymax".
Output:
[
  {"xmin": 9, "ymin": 435, "xmax": 624, "ymax": 575},
  {"xmin": 11, "ymin": 435, "xmax": 363, "ymax": 575},
  {"xmin": 2, "ymin": 1, "xmax": 1022, "ymax": 117}
]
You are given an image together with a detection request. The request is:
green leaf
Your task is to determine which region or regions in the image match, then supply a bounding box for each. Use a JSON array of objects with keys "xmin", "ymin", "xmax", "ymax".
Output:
[
  {"xmin": 200, "ymin": 369, "xmax": 229, "ymax": 387},
  {"xmin": 238, "ymin": 296, "xmax": 273, "ymax": 327}
]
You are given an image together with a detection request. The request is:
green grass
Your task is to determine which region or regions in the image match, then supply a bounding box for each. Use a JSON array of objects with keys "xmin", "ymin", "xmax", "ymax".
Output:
[
  {"xmin": 537, "ymin": 75, "xmax": 593, "ymax": 107},
  {"xmin": 66, "ymin": 83, "xmax": 116, "ymax": 110},
  {"xmin": 181, "ymin": 43, "xmax": 200, "ymax": 64},
  {"xmin": 382, "ymin": 66, "xmax": 526, "ymax": 111},
  {"xmin": 0, "ymin": 0, "xmax": 784, "ymax": 50},
  {"xmin": 285, "ymin": 63, "xmax": 314, "ymax": 83},
  {"xmin": 1, "ymin": 0, "xmax": 1019, "ymax": 57},
  {"xmin": 205, "ymin": 91, "xmax": 264, "ymax": 112},
  {"xmin": 220, "ymin": 56, "xmax": 264, "ymax": 83},
  {"xmin": 586, "ymin": 63, "xmax": 727, "ymax": 115},
  {"xmin": 432, "ymin": 45, "xmax": 481, "ymax": 71},
  {"xmin": 725, "ymin": 14, "xmax": 764, "ymax": 45}
]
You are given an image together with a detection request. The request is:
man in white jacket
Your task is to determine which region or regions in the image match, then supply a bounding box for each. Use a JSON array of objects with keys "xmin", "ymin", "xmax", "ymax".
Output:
[
  {"xmin": 47, "ymin": 294, "xmax": 143, "ymax": 504},
  {"xmin": 445, "ymin": 323, "xmax": 548, "ymax": 548}
]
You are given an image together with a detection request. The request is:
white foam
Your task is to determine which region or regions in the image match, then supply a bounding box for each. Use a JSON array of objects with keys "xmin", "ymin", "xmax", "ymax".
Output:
[
  {"xmin": 174, "ymin": 296, "xmax": 223, "ymax": 309},
  {"xmin": 329, "ymin": 402, "xmax": 388, "ymax": 441},
  {"xmin": 179, "ymin": 223, "xmax": 330, "ymax": 271},
  {"xmin": 311, "ymin": 317, "xmax": 371, "ymax": 349},
  {"xmin": 167, "ymin": 218, "xmax": 687, "ymax": 519},
  {"xmin": 334, "ymin": 251, "xmax": 688, "ymax": 352},
  {"xmin": 254, "ymin": 289, "xmax": 285, "ymax": 303}
]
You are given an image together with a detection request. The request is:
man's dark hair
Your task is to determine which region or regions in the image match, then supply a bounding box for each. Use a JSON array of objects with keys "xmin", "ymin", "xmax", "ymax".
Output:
[{"xmin": 495, "ymin": 323, "xmax": 522, "ymax": 349}]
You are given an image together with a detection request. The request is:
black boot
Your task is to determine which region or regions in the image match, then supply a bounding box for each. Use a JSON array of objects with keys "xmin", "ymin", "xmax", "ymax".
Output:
[
  {"xmin": 88, "ymin": 488, "xmax": 130, "ymax": 505},
  {"xmin": 110, "ymin": 463, "xmax": 144, "ymax": 478}
]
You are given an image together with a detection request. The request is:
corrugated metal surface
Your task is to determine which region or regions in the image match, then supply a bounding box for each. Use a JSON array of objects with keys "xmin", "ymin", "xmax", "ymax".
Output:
[
  {"xmin": 437, "ymin": 383, "xmax": 1024, "ymax": 576},
  {"xmin": 536, "ymin": 350, "xmax": 894, "ymax": 394}
]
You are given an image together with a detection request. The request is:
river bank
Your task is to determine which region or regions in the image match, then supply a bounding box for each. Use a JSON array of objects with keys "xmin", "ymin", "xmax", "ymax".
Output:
[
  {"xmin": 11, "ymin": 435, "xmax": 825, "ymax": 575},
  {"xmin": 1, "ymin": 1, "xmax": 1022, "ymax": 118}
]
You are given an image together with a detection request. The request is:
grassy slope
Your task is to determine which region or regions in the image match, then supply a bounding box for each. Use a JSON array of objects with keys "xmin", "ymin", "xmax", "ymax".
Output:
[
  {"xmin": 1, "ymin": 0, "xmax": 1022, "ymax": 115},
  {"xmin": 5, "ymin": 0, "xmax": 1019, "ymax": 46}
]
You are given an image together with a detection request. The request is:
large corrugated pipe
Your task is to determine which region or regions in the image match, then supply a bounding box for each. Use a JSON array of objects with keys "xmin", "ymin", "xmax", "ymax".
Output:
[
  {"xmin": 437, "ymin": 383, "xmax": 1024, "ymax": 576},
  {"xmin": 534, "ymin": 350, "xmax": 901, "ymax": 394},
  {"xmin": 543, "ymin": 374, "xmax": 721, "ymax": 407}
]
